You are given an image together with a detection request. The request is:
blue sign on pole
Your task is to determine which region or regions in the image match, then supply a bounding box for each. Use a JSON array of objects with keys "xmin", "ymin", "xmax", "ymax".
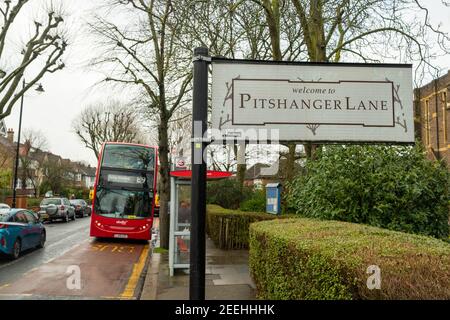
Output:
[{"xmin": 266, "ymin": 183, "xmax": 282, "ymax": 215}]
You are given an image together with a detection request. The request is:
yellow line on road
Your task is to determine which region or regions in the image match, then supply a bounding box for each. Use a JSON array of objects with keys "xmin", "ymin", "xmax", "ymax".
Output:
[
  {"xmin": 101, "ymin": 296, "xmax": 136, "ymax": 300},
  {"xmin": 120, "ymin": 244, "xmax": 149, "ymax": 298}
]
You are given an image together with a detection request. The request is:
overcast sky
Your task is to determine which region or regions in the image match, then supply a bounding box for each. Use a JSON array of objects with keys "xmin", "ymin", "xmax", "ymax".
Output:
[{"xmin": 2, "ymin": 0, "xmax": 450, "ymax": 167}]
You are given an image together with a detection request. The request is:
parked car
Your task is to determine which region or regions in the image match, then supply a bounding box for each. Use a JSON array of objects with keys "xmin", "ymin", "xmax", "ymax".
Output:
[
  {"xmin": 38, "ymin": 198, "xmax": 76, "ymax": 223},
  {"xmin": 0, "ymin": 209, "xmax": 46, "ymax": 259},
  {"xmin": 69, "ymin": 199, "xmax": 91, "ymax": 218},
  {"xmin": 0, "ymin": 203, "xmax": 10, "ymax": 215}
]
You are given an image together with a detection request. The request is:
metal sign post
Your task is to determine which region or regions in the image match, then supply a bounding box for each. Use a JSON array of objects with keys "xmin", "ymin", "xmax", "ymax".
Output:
[{"xmin": 190, "ymin": 47, "xmax": 209, "ymax": 300}]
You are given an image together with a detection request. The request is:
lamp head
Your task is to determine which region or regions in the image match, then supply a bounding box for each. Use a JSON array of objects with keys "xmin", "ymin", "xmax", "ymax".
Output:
[{"xmin": 35, "ymin": 84, "xmax": 45, "ymax": 93}]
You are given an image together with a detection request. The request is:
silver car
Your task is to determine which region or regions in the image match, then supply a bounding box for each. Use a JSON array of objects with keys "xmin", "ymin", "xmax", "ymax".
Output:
[{"xmin": 38, "ymin": 198, "xmax": 76, "ymax": 223}]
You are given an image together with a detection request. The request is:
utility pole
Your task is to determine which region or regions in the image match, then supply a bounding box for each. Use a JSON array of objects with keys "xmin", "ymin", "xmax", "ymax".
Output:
[{"xmin": 12, "ymin": 79, "xmax": 25, "ymax": 209}]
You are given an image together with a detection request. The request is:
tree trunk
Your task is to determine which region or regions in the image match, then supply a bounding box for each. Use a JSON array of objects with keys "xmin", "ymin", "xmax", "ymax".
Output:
[
  {"xmin": 285, "ymin": 143, "xmax": 296, "ymax": 183},
  {"xmin": 234, "ymin": 143, "xmax": 247, "ymax": 196},
  {"xmin": 265, "ymin": 6, "xmax": 281, "ymax": 60},
  {"xmin": 158, "ymin": 116, "xmax": 170, "ymax": 249},
  {"xmin": 305, "ymin": 143, "xmax": 319, "ymax": 160}
]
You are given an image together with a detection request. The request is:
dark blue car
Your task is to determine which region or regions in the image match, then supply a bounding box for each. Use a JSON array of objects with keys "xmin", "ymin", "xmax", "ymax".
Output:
[{"xmin": 0, "ymin": 209, "xmax": 46, "ymax": 259}]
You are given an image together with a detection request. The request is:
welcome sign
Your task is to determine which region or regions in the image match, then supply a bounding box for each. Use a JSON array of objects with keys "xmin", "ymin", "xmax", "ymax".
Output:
[{"xmin": 211, "ymin": 59, "xmax": 413, "ymax": 143}]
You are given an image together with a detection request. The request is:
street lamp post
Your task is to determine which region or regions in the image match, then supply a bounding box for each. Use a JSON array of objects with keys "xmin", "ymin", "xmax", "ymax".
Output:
[{"xmin": 11, "ymin": 79, "xmax": 44, "ymax": 209}]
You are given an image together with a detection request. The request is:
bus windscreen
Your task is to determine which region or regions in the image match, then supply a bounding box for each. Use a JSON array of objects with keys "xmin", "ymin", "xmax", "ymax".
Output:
[
  {"xmin": 94, "ymin": 187, "xmax": 151, "ymax": 219},
  {"xmin": 101, "ymin": 144, "xmax": 155, "ymax": 171}
]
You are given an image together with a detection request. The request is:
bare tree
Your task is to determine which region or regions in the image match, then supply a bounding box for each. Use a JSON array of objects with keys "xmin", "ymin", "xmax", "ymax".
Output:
[
  {"xmin": 178, "ymin": 0, "xmax": 273, "ymax": 192},
  {"xmin": 88, "ymin": 0, "xmax": 193, "ymax": 249},
  {"xmin": 168, "ymin": 107, "xmax": 191, "ymax": 159},
  {"xmin": 22, "ymin": 128, "xmax": 49, "ymax": 151},
  {"xmin": 0, "ymin": 0, "xmax": 67, "ymax": 119},
  {"xmin": 72, "ymin": 99, "xmax": 146, "ymax": 160},
  {"xmin": 234, "ymin": 0, "xmax": 450, "ymax": 181},
  {"xmin": 17, "ymin": 129, "xmax": 49, "ymax": 196},
  {"xmin": 40, "ymin": 155, "xmax": 71, "ymax": 195},
  {"xmin": 0, "ymin": 141, "xmax": 13, "ymax": 169}
]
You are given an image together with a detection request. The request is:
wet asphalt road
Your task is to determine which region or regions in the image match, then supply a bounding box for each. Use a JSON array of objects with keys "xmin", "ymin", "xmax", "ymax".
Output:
[{"xmin": 0, "ymin": 216, "xmax": 151, "ymax": 300}]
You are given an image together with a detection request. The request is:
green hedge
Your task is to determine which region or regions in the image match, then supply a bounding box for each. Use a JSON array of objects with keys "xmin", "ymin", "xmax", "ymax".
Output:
[
  {"xmin": 27, "ymin": 198, "xmax": 43, "ymax": 207},
  {"xmin": 286, "ymin": 144, "xmax": 450, "ymax": 239},
  {"xmin": 240, "ymin": 189, "xmax": 266, "ymax": 212},
  {"xmin": 207, "ymin": 179, "xmax": 253, "ymax": 209},
  {"xmin": 250, "ymin": 218, "xmax": 450, "ymax": 299},
  {"xmin": 206, "ymin": 205, "xmax": 291, "ymax": 249}
]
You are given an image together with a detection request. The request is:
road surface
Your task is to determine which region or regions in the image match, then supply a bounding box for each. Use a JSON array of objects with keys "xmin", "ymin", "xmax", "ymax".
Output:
[{"xmin": 0, "ymin": 216, "xmax": 154, "ymax": 300}]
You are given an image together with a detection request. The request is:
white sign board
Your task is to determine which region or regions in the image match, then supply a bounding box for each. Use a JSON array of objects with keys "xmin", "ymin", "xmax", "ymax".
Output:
[{"xmin": 211, "ymin": 59, "xmax": 413, "ymax": 143}]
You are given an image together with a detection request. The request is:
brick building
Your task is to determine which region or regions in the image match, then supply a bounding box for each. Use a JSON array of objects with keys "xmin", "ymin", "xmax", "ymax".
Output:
[
  {"xmin": 244, "ymin": 159, "xmax": 303, "ymax": 189},
  {"xmin": 414, "ymin": 71, "xmax": 450, "ymax": 163}
]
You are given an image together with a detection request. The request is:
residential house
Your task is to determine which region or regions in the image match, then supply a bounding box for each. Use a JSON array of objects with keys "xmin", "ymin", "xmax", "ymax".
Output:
[
  {"xmin": 0, "ymin": 128, "xmax": 15, "ymax": 169},
  {"xmin": 69, "ymin": 161, "xmax": 97, "ymax": 189},
  {"xmin": 244, "ymin": 163, "xmax": 272, "ymax": 189},
  {"xmin": 244, "ymin": 159, "xmax": 304, "ymax": 189},
  {"xmin": 0, "ymin": 128, "xmax": 96, "ymax": 196}
]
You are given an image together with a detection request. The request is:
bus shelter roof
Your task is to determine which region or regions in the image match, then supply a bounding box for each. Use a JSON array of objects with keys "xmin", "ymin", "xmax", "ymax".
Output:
[{"xmin": 170, "ymin": 170, "xmax": 232, "ymax": 180}]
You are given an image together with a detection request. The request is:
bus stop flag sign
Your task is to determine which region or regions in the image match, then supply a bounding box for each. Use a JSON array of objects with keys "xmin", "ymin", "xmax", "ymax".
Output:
[{"xmin": 211, "ymin": 59, "xmax": 414, "ymax": 143}]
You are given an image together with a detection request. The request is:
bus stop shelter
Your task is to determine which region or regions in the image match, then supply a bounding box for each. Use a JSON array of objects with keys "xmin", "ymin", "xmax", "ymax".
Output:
[{"xmin": 169, "ymin": 170, "xmax": 232, "ymax": 276}]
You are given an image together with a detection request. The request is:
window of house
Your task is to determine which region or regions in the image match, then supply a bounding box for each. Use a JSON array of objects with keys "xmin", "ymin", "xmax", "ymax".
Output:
[
  {"xmin": 26, "ymin": 178, "xmax": 33, "ymax": 189},
  {"xmin": 425, "ymin": 99, "xmax": 430, "ymax": 146},
  {"xmin": 254, "ymin": 179, "xmax": 263, "ymax": 190}
]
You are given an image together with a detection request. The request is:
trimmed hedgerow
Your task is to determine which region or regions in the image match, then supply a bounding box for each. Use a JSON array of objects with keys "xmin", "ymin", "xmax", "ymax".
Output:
[
  {"xmin": 250, "ymin": 218, "xmax": 450, "ymax": 300},
  {"xmin": 206, "ymin": 205, "xmax": 292, "ymax": 249}
]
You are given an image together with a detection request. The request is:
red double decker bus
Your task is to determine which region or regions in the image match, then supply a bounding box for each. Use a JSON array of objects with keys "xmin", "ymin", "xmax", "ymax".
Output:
[{"xmin": 90, "ymin": 142, "xmax": 158, "ymax": 240}]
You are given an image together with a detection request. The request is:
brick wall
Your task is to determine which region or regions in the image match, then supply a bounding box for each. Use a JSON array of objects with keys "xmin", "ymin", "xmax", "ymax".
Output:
[{"xmin": 414, "ymin": 71, "xmax": 450, "ymax": 164}]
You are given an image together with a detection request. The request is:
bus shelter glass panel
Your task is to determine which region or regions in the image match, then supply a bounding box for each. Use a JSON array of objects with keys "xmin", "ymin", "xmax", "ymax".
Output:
[
  {"xmin": 176, "ymin": 184, "xmax": 191, "ymax": 231},
  {"xmin": 174, "ymin": 234, "xmax": 190, "ymax": 265},
  {"xmin": 169, "ymin": 180, "xmax": 191, "ymax": 275}
]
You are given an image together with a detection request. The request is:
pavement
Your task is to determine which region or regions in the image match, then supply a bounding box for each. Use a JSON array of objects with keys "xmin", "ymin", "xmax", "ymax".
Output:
[{"xmin": 141, "ymin": 237, "xmax": 256, "ymax": 300}]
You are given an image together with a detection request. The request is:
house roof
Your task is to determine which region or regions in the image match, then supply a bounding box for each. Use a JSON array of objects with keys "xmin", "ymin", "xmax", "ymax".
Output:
[
  {"xmin": 71, "ymin": 162, "xmax": 97, "ymax": 177},
  {"xmin": 245, "ymin": 163, "xmax": 271, "ymax": 180},
  {"xmin": 0, "ymin": 135, "xmax": 13, "ymax": 149},
  {"xmin": 245, "ymin": 159, "xmax": 303, "ymax": 180},
  {"xmin": 84, "ymin": 167, "xmax": 97, "ymax": 176}
]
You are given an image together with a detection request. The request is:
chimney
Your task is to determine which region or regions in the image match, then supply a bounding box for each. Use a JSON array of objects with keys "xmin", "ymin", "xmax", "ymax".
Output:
[
  {"xmin": 7, "ymin": 128, "xmax": 13, "ymax": 143},
  {"xmin": 23, "ymin": 139, "xmax": 32, "ymax": 155}
]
